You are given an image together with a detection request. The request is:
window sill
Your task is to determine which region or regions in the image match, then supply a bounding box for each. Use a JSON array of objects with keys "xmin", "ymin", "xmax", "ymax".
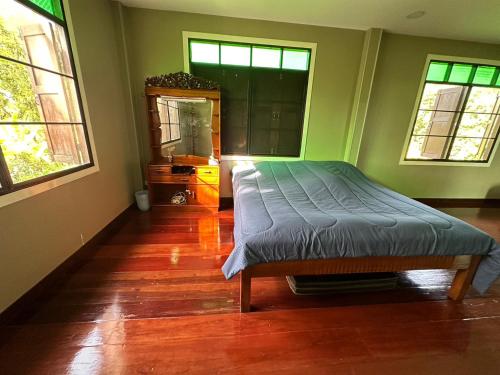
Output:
[
  {"xmin": 221, "ymin": 155, "xmax": 303, "ymax": 162},
  {"xmin": 399, "ymin": 160, "xmax": 492, "ymax": 167},
  {"xmin": 162, "ymin": 138, "xmax": 182, "ymax": 147},
  {"xmin": 0, "ymin": 165, "xmax": 99, "ymax": 209}
]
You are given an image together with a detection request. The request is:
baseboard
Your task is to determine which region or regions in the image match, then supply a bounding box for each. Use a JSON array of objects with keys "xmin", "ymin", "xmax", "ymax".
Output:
[
  {"xmin": 0, "ymin": 204, "xmax": 134, "ymax": 325},
  {"xmin": 416, "ymin": 198, "xmax": 500, "ymax": 208},
  {"xmin": 220, "ymin": 197, "xmax": 234, "ymax": 209}
]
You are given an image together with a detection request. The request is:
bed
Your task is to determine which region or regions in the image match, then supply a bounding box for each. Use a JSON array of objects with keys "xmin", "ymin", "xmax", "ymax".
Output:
[{"xmin": 222, "ymin": 161, "xmax": 500, "ymax": 312}]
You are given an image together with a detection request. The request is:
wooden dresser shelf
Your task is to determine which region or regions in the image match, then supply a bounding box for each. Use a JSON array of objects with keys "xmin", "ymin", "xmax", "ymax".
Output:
[{"xmin": 147, "ymin": 163, "xmax": 220, "ymax": 210}]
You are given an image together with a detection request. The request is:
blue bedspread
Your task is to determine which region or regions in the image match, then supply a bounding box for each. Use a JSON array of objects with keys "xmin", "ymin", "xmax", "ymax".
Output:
[{"xmin": 221, "ymin": 161, "xmax": 500, "ymax": 293}]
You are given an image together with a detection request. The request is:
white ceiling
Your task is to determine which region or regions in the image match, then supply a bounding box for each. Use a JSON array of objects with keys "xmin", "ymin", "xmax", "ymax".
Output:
[{"xmin": 118, "ymin": 0, "xmax": 500, "ymax": 44}]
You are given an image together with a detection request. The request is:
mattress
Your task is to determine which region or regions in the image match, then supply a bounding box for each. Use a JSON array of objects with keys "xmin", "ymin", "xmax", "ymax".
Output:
[{"xmin": 221, "ymin": 161, "xmax": 500, "ymax": 293}]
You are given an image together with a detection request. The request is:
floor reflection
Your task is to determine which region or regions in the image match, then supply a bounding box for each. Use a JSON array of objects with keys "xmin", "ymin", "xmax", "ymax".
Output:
[{"xmin": 68, "ymin": 327, "xmax": 104, "ymax": 375}]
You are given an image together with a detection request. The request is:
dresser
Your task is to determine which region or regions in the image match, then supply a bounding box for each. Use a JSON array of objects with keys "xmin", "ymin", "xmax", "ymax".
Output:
[{"xmin": 144, "ymin": 78, "xmax": 221, "ymax": 211}]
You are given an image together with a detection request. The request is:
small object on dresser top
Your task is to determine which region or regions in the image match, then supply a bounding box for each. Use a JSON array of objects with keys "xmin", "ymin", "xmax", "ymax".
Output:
[{"xmin": 209, "ymin": 155, "xmax": 219, "ymax": 165}]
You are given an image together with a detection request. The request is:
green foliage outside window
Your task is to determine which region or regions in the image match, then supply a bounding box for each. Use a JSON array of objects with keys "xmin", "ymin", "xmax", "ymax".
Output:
[
  {"xmin": 0, "ymin": 20, "xmax": 39, "ymax": 122},
  {"xmin": 0, "ymin": 19, "xmax": 68, "ymax": 183}
]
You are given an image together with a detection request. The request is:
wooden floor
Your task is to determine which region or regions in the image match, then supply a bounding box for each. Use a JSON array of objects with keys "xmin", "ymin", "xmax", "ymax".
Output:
[{"xmin": 1, "ymin": 207, "xmax": 500, "ymax": 374}]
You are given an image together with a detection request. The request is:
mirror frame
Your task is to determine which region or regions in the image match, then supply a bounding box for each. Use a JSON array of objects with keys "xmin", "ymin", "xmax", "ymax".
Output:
[{"xmin": 145, "ymin": 86, "xmax": 221, "ymax": 164}]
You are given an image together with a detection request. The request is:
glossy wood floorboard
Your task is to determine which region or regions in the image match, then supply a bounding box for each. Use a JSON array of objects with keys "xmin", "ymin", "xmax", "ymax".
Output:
[{"xmin": 1, "ymin": 207, "xmax": 500, "ymax": 374}]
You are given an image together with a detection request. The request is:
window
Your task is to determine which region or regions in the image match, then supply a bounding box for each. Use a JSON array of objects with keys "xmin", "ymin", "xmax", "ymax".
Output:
[
  {"xmin": 189, "ymin": 39, "xmax": 311, "ymax": 157},
  {"xmin": 157, "ymin": 98, "xmax": 181, "ymax": 144},
  {"xmin": 0, "ymin": 0, "xmax": 93, "ymax": 195},
  {"xmin": 404, "ymin": 59, "xmax": 500, "ymax": 163}
]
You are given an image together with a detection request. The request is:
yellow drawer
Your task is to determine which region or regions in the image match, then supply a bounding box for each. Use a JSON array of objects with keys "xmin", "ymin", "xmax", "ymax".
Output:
[{"xmin": 196, "ymin": 166, "xmax": 219, "ymax": 177}]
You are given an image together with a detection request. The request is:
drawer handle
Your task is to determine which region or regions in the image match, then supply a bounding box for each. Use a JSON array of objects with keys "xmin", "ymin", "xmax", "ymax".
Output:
[{"xmin": 180, "ymin": 178, "xmax": 189, "ymax": 182}]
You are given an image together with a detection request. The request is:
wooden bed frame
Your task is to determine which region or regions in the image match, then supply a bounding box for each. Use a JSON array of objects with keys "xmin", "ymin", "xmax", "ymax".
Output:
[{"xmin": 239, "ymin": 255, "xmax": 482, "ymax": 312}]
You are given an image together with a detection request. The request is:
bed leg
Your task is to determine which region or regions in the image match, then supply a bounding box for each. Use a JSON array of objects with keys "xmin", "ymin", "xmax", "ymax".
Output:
[
  {"xmin": 240, "ymin": 271, "xmax": 251, "ymax": 313},
  {"xmin": 448, "ymin": 256, "xmax": 482, "ymax": 301}
]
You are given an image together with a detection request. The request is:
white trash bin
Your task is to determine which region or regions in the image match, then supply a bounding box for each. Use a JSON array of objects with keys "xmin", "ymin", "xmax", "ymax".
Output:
[{"xmin": 135, "ymin": 190, "xmax": 150, "ymax": 212}]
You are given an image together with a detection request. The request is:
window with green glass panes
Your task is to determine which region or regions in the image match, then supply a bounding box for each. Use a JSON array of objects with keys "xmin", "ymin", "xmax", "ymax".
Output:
[
  {"xmin": 282, "ymin": 49, "xmax": 310, "ymax": 70},
  {"xmin": 473, "ymin": 66, "xmax": 496, "ymax": 85},
  {"xmin": 189, "ymin": 39, "xmax": 310, "ymax": 71},
  {"xmin": 0, "ymin": 0, "xmax": 94, "ymax": 195},
  {"xmin": 252, "ymin": 47, "xmax": 281, "ymax": 68},
  {"xmin": 448, "ymin": 64, "xmax": 473, "ymax": 83},
  {"xmin": 426, "ymin": 61, "xmax": 500, "ymax": 86},
  {"xmin": 29, "ymin": 0, "xmax": 64, "ymax": 21},
  {"xmin": 405, "ymin": 59, "xmax": 500, "ymax": 163},
  {"xmin": 426, "ymin": 61, "xmax": 449, "ymax": 82},
  {"xmin": 220, "ymin": 44, "xmax": 251, "ymax": 66},
  {"xmin": 190, "ymin": 41, "xmax": 219, "ymax": 64},
  {"xmin": 189, "ymin": 39, "xmax": 311, "ymax": 156}
]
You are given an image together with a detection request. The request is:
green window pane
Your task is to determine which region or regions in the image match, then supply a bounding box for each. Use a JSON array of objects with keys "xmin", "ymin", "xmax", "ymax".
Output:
[
  {"xmin": 220, "ymin": 44, "xmax": 250, "ymax": 66},
  {"xmin": 29, "ymin": 0, "xmax": 64, "ymax": 20},
  {"xmin": 282, "ymin": 49, "xmax": 310, "ymax": 71},
  {"xmin": 496, "ymin": 71, "xmax": 500, "ymax": 87},
  {"xmin": 190, "ymin": 41, "xmax": 219, "ymax": 64},
  {"xmin": 473, "ymin": 66, "xmax": 496, "ymax": 85},
  {"xmin": 448, "ymin": 63, "xmax": 473, "ymax": 83},
  {"xmin": 252, "ymin": 47, "xmax": 281, "ymax": 68},
  {"xmin": 426, "ymin": 61, "xmax": 449, "ymax": 82}
]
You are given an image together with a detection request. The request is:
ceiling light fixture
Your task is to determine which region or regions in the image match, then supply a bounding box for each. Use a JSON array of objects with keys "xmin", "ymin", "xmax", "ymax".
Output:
[{"xmin": 406, "ymin": 10, "xmax": 426, "ymax": 19}]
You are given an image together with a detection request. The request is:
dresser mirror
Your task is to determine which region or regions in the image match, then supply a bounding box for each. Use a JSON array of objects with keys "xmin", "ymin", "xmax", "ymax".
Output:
[
  {"xmin": 145, "ymin": 86, "xmax": 221, "ymax": 164},
  {"xmin": 157, "ymin": 96, "xmax": 213, "ymax": 159}
]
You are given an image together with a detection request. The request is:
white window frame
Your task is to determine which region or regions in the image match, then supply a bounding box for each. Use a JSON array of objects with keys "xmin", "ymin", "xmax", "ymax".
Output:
[
  {"xmin": 400, "ymin": 54, "xmax": 500, "ymax": 167},
  {"xmin": 0, "ymin": 0, "xmax": 99, "ymax": 208},
  {"xmin": 182, "ymin": 31, "xmax": 317, "ymax": 162}
]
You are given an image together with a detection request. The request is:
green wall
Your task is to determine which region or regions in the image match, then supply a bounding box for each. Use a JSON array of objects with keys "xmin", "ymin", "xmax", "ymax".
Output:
[
  {"xmin": 121, "ymin": 6, "xmax": 500, "ymax": 199},
  {"xmin": 359, "ymin": 33, "xmax": 500, "ymax": 198},
  {"xmin": 122, "ymin": 8, "xmax": 365, "ymax": 166}
]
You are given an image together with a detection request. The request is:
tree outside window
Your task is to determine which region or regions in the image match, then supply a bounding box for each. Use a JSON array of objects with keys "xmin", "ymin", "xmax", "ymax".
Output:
[{"xmin": 0, "ymin": 0, "xmax": 92, "ymax": 192}]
